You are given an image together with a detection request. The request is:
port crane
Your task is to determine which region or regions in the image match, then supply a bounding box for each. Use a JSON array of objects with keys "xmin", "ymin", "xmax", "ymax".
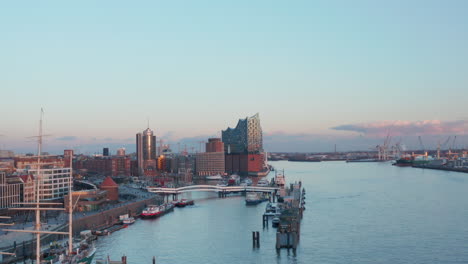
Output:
[
  {"xmin": 437, "ymin": 136, "xmax": 451, "ymax": 159},
  {"xmin": 417, "ymin": 136, "xmax": 424, "ymax": 152}
]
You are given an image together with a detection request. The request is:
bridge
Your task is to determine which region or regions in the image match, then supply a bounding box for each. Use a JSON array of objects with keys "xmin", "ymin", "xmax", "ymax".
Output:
[{"xmin": 147, "ymin": 185, "xmax": 280, "ymax": 199}]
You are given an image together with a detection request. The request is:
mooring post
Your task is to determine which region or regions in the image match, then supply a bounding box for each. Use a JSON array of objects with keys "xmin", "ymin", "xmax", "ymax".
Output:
[
  {"xmin": 262, "ymin": 215, "xmax": 268, "ymax": 228},
  {"xmin": 252, "ymin": 231, "xmax": 256, "ymax": 247},
  {"xmin": 256, "ymin": 231, "xmax": 260, "ymax": 247},
  {"xmin": 153, "ymin": 256, "xmax": 156, "ymax": 264}
]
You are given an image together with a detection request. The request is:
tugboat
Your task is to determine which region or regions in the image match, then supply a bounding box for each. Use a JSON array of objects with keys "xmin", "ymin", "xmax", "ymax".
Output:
[{"xmin": 175, "ymin": 199, "xmax": 195, "ymax": 207}]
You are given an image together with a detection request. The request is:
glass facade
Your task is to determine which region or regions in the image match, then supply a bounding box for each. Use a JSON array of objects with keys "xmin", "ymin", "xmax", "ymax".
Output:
[
  {"xmin": 136, "ymin": 128, "xmax": 157, "ymax": 175},
  {"xmin": 222, "ymin": 113, "xmax": 263, "ymax": 154}
]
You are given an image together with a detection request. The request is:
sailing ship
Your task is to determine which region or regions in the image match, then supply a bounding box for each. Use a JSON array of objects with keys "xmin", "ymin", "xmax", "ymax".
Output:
[{"xmin": 1, "ymin": 109, "xmax": 96, "ymax": 263}]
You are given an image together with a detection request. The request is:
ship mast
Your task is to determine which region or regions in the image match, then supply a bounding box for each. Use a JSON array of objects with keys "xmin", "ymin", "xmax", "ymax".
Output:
[
  {"xmin": 1, "ymin": 109, "xmax": 69, "ymax": 263},
  {"xmin": 35, "ymin": 108, "xmax": 43, "ymax": 264},
  {"xmin": 68, "ymin": 151, "xmax": 73, "ymax": 254}
]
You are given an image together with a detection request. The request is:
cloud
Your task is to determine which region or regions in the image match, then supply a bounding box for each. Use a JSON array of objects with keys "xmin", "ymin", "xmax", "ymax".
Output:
[
  {"xmin": 55, "ymin": 136, "xmax": 78, "ymax": 141},
  {"xmin": 331, "ymin": 120, "xmax": 468, "ymax": 136}
]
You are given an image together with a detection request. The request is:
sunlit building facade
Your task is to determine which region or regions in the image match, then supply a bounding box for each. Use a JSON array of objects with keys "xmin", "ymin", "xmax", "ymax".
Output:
[
  {"xmin": 136, "ymin": 127, "xmax": 157, "ymax": 175},
  {"xmin": 222, "ymin": 113, "xmax": 266, "ymax": 176},
  {"xmin": 222, "ymin": 113, "xmax": 263, "ymax": 154},
  {"xmin": 26, "ymin": 167, "xmax": 71, "ymax": 201}
]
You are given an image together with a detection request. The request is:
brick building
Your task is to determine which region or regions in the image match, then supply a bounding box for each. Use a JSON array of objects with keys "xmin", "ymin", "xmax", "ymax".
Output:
[
  {"xmin": 74, "ymin": 156, "xmax": 131, "ymax": 177},
  {"xmin": 196, "ymin": 152, "xmax": 225, "ymax": 176},
  {"xmin": 225, "ymin": 153, "xmax": 265, "ymax": 176}
]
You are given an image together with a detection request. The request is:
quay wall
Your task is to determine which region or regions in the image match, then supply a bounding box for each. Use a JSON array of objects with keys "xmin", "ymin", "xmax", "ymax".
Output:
[
  {"xmin": 0, "ymin": 196, "xmax": 163, "ymax": 264},
  {"xmin": 412, "ymin": 164, "xmax": 468, "ymax": 173},
  {"xmin": 72, "ymin": 196, "xmax": 162, "ymax": 234}
]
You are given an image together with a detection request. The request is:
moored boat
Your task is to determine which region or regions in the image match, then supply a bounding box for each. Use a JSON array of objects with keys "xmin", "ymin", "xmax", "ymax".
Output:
[
  {"xmin": 122, "ymin": 217, "xmax": 135, "ymax": 225},
  {"xmin": 141, "ymin": 203, "xmax": 174, "ymax": 219},
  {"xmin": 245, "ymin": 192, "xmax": 269, "ymax": 205},
  {"xmin": 228, "ymin": 174, "xmax": 241, "ymax": 186},
  {"xmin": 257, "ymin": 178, "xmax": 270, "ymax": 187},
  {"xmin": 274, "ymin": 171, "xmax": 285, "ymax": 187},
  {"xmin": 206, "ymin": 174, "xmax": 223, "ymax": 180},
  {"xmin": 176, "ymin": 199, "xmax": 194, "ymax": 207}
]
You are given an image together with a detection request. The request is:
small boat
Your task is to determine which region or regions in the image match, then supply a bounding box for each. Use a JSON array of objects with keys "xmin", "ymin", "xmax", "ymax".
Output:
[
  {"xmin": 274, "ymin": 171, "xmax": 285, "ymax": 187},
  {"xmin": 245, "ymin": 192, "xmax": 269, "ymax": 205},
  {"xmin": 272, "ymin": 217, "xmax": 280, "ymax": 227},
  {"xmin": 241, "ymin": 178, "xmax": 252, "ymax": 186},
  {"xmin": 264, "ymin": 203, "xmax": 279, "ymax": 216},
  {"xmin": 228, "ymin": 174, "xmax": 241, "ymax": 186},
  {"xmin": 206, "ymin": 174, "xmax": 223, "ymax": 180},
  {"xmin": 122, "ymin": 217, "xmax": 135, "ymax": 225},
  {"xmin": 176, "ymin": 199, "xmax": 194, "ymax": 207},
  {"xmin": 257, "ymin": 178, "xmax": 270, "ymax": 187}
]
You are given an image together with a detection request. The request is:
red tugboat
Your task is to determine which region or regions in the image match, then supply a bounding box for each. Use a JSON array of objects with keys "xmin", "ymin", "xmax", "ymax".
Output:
[{"xmin": 175, "ymin": 199, "xmax": 195, "ymax": 207}]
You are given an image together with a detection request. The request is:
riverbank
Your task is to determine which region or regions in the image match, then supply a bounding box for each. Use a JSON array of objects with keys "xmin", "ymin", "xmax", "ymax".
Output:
[
  {"xmin": 0, "ymin": 195, "xmax": 163, "ymax": 264},
  {"xmin": 412, "ymin": 164, "xmax": 468, "ymax": 173}
]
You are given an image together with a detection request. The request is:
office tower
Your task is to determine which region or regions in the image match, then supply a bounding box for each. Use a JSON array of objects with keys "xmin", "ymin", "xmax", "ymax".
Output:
[{"xmin": 136, "ymin": 127, "xmax": 157, "ymax": 175}]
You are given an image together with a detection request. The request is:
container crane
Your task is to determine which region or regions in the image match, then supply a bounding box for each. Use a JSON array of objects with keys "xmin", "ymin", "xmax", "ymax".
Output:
[{"xmin": 418, "ymin": 136, "xmax": 425, "ymax": 154}]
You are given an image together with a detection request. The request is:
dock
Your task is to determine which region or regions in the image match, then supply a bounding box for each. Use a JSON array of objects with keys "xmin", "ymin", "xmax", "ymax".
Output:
[{"xmin": 275, "ymin": 182, "xmax": 305, "ymax": 250}]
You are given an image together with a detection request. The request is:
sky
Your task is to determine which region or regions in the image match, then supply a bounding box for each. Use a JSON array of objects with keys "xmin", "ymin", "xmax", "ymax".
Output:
[{"xmin": 1, "ymin": 1, "xmax": 468, "ymax": 154}]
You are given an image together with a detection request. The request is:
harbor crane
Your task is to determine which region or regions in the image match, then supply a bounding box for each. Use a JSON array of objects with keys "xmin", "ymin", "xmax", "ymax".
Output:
[
  {"xmin": 418, "ymin": 136, "xmax": 425, "ymax": 153},
  {"xmin": 451, "ymin": 135, "xmax": 457, "ymax": 151},
  {"xmin": 437, "ymin": 136, "xmax": 451, "ymax": 159}
]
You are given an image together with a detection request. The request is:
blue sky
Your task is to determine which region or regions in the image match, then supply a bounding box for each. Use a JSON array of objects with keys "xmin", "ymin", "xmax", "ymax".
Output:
[{"xmin": 1, "ymin": 1, "xmax": 467, "ymax": 153}]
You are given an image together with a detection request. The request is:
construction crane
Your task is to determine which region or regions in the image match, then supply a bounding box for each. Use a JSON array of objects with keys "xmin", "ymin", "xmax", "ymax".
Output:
[
  {"xmin": 198, "ymin": 140, "xmax": 205, "ymax": 153},
  {"xmin": 418, "ymin": 136, "xmax": 425, "ymax": 153},
  {"xmin": 451, "ymin": 135, "xmax": 457, "ymax": 151}
]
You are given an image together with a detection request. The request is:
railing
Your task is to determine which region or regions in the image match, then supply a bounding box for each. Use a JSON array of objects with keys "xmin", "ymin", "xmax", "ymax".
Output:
[{"xmin": 147, "ymin": 185, "xmax": 279, "ymax": 194}]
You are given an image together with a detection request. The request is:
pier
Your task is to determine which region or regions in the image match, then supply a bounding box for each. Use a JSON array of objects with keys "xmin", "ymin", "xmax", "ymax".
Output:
[{"xmin": 275, "ymin": 182, "xmax": 305, "ymax": 251}]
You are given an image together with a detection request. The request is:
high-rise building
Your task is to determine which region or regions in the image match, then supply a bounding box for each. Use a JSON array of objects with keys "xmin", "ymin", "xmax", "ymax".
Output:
[
  {"xmin": 222, "ymin": 113, "xmax": 266, "ymax": 176},
  {"xmin": 136, "ymin": 127, "xmax": 157, "ymax": 175},
  {"xmin": 103, "ymin": 148, "xmax": 109, "ymax": 157},
  {"xmin": 222, "ymin": 113, "xmax": 263, "ymax": 154},
  {"xmin": 206, "ymin": 138, "xmax": 224, "ymax": 153}
]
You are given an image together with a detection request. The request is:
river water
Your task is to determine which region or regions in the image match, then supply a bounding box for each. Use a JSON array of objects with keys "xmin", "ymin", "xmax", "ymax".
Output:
[{"xmin": 93, "ymin": 161, "xmax": 468, "ymax": 264}]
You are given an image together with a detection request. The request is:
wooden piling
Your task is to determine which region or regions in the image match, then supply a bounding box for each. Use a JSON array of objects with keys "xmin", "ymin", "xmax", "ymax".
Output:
[
  {"xmin": 262, "ymin": 215, "xmax": 268, "ymax": 228},
  {"xmin": 152, "ymin": 256, "xmax": 156, "ymax": 264},
  {"xmin": 252, "ymin": 231, "xmax": 260, "ymax": 247},
  {"xmin": 252, "ymin": 231, "xmax": 256, "ymax": 247},
  {"xmin": 256, "ymin": 231, "xmax": 260, "ymax": 247}
]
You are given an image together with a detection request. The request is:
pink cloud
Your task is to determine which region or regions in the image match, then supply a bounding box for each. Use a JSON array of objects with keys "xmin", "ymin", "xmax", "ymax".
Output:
[{"xmin": 332, "ymin": 120, "xmax": 468, "ymax": 136}]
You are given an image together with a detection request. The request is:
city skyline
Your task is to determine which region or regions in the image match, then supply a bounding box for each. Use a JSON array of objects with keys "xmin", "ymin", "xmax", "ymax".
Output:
[{"xmin": 1, "ymin": 1, "xmax": 468, "ymax": 153}]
